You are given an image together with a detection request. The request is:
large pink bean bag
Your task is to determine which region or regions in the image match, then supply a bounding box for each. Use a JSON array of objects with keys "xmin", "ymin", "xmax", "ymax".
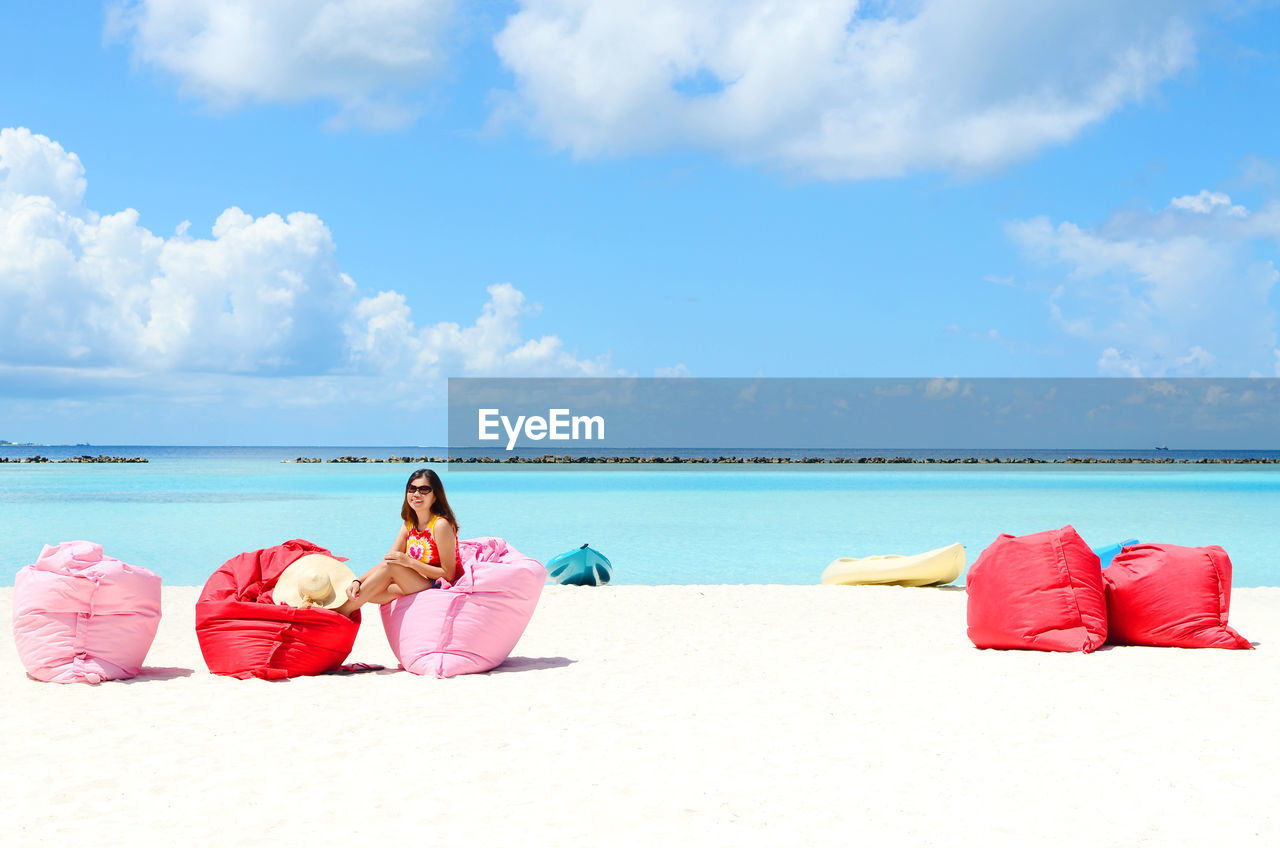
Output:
[
  {"xmin": 966, "ymin": 525, "xmax": 1107, "ymax": 653},
  {"xmin": 1103, "ymin": 543, "xmax": 1252, "ymax": 649},
  {"xmin": 381, "ymin": 537, "xmax": 546, "ymax": 678},
  {"xmin": 13, "ymin": 541, "xmax": 162, "ymax": 683}
]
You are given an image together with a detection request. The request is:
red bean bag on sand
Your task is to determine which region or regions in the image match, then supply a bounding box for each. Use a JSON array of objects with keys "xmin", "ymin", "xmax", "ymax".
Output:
[
  {"xmin": 195, "ymin": 539, "xmax": 360, "ymax": 679},
  {"xmin": 966, "ymin": 525, "xmax": 1107, "ymax": 653},
  {"xmin": 1103, "ymin": 543, "xmax": 1252, "ymax": 649}
]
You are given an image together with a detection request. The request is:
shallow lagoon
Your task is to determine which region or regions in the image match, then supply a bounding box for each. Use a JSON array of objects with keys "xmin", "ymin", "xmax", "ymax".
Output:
[{"xmin": 3, "ymin": 452, "xmax": 1278, "ymax": 586}]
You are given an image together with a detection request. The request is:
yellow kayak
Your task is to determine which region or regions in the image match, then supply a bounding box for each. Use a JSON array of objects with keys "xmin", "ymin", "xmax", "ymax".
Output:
[{"xmin": 821, "ymin": 542, "xmax": 965, "ymax": 587}]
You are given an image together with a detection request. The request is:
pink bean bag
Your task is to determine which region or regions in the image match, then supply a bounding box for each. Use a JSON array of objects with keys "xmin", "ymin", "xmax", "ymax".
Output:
[
  {"xmin": 381, "ymin": 537, "xmax": 546, "ymax": 678},
  {"xmin": 1103, "ymin": 543, "xmax": 1252, "ymax": 649},
  {"xmin": 966, "ymin": 525, "xmax": 1107, "ymax": 653},
  {"xmin": 12, "ymin": 541, "xmax": 162, "ymax": 683}
]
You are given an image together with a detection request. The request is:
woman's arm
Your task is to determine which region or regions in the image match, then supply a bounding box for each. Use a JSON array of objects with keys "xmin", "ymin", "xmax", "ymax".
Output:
[
  {"xmin": 433, "ymin": 520, "xmax": 458, "ymax": 582},
  {"xmin": 349, "ymin": 524, "xmax": 412, "ymax": 600},
  {"xmin": 380, "ymin": 521, "xmax": 456, "ymax": 581},
  {"xmin": 384, "ymin": 552, "xmax": 445, "ymax": 581},
  {"xmin": 388, "ymin": 524, "xmax": 409, "ymax": 555},
  {"xmin": 383, "ymin": 521, "xmax": 457, "ymax": 581}
]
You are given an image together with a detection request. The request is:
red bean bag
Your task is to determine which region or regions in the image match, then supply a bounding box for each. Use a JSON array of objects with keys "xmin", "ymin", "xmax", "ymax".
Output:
[
  {"xmin": 1103, "ymin": 543, "xmax": 1252, "ymax": 649},
  {"xmin": 195, "ymin": 539, "xmax": 360, "ymax": 679},
  {"xmin": 966, "ymin": 525, "xmax": 1107, "ymax": 652}
]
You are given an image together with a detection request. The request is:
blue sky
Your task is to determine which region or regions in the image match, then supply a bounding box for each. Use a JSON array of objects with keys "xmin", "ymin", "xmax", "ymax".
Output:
[{"xmin": 2, "ymin": 1, "xmax": 1280, "ymax": 444}]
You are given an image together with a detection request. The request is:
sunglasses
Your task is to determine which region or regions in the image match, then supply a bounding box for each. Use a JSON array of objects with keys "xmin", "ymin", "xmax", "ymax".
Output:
[{"xmin": 406, "ymin": 484, "xmax": 433, "ymax": 495}]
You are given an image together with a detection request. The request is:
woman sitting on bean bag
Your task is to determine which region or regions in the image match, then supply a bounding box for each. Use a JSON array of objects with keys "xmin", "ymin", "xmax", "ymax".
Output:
[
  {"xmin": 320, "ymin": 467, "xmax": 544, "ymax": 677},
  {"xmin": 336, "ymin": 467, "xmax": 460, "ymax": 615},
  {"xmin": 381, "ymin": 535, "xmax": 547, "ymax": 677}
]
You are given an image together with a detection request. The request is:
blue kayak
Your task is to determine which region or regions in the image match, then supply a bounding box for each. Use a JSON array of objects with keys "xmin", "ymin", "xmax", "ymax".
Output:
[
  {"xmin": 1092, "ymin": 538, "xmax": 1139, "ymax": 568},
  {"xmin": 546, "ymin": 544, "xmax": 613, "ymax": 586}
]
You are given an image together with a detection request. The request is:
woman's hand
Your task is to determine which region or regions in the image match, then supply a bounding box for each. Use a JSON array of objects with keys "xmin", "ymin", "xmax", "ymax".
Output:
[
  {"xmin": 382, "ymin": 551, "xmax": 414, "ymax": 569},
  {"xmin": 384, "ymin": 551, "xmax": 437, "ymax": 580},
  {"xmin": 346, "ymin": 579, "xmax": 362, "ymax": 601},
  {"xmin": 381, "ymin": 550, "xmax": 444, "ymax": 582}
]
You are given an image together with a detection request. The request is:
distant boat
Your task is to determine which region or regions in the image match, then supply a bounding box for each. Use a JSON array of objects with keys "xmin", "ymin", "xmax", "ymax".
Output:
[{"xmin": 1155, "ymin": 445, "xmax": 1169, "ymax": 451}]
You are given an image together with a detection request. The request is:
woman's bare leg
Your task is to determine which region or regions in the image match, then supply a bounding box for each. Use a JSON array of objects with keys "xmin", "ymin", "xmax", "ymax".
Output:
[
  {"xmin": 364, "ymin": 562, "xmax": 432, "ymax": 602},
  {"xmin": 336, "ymin": 562, "xmax": 432, "ymax": 616}
]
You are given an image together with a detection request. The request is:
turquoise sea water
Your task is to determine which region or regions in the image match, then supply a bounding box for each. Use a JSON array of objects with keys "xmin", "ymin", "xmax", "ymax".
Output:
[{"xmin": 2, "ymin": 447, "xmax": 1279, "ymax": 586}]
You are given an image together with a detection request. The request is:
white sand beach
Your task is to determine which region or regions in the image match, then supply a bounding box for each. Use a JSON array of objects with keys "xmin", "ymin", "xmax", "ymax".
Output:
[{"xmin": 3, "ymin": 584, "xmax": 1279, "ymax": 847}]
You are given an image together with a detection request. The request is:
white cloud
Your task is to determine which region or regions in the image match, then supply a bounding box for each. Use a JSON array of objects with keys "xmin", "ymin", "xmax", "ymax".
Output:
[
  {"xmin": 0, "ymin": 127, "xmax": 615, "ymax": 405},
  {"xmin": 103, "ymin": 1, "xmax": 1213, "ymax": 176},
  {"xmin": 1010, "ymin": 189, "xmax": 1280, "ymax": 377},
  {"xmin": 108, "ymin": 0, "xmax": 455, "ymax": 129},
  {"xmin": 1174, "ymin": 345, "xmax": 1216, "ymax": 369},
  {"xmin": 0, "ymin": 130, "xmax": 354, "ymax": 374},
  {"xmin": 0, "ymin": 127, "xmax": 86, "ymax": 209},
  {"xmin": 924, "ymin": 377, "xmax": 960, "ymax": 398},
  {"xmin": 1170, "ymin": 190, "xmax": 1247, "ymax": 217},
  {"xmin": 1097, "ymin": 347, "xmax": 1144, "ymax": 378},
  {"xmin": 1205, "ymin": 384, "xmax": 1229, "ymax": 404},
  {"xmin": 492, "ymin": 0, "xmax": 1198, "ymax": 179},
  {"xmin": 346, "ymin": 282, "xmax": 618, "ymax": 380}
]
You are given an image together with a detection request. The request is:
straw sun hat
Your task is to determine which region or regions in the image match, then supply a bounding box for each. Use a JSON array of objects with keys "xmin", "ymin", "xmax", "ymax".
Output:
[{"xmin": 274, "ymin": 554, "xmax": 357, "ymax": 609}]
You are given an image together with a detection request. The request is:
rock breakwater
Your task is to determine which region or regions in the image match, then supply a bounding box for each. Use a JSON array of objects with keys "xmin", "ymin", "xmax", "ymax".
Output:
[
  {"xmin": 0, "ymin": 455, "xmax": 148, "ymax": 463},
  {"xmin": 280, "ymin": 455, "xmax": 1280, "ymax": 465}
]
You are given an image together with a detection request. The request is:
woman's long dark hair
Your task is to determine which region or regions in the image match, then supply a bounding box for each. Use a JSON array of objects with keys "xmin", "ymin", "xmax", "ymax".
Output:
[{"xmin": 401, "ymin": 468, "xmax": 458, "ymax": 531}]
